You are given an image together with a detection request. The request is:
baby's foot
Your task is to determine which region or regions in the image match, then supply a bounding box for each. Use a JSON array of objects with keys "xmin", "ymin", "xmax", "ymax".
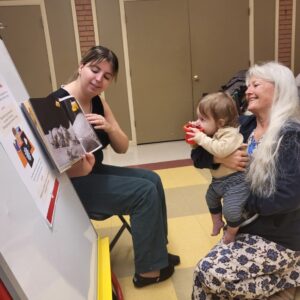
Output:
[
  {"xmin": 222, "ymin": 231, "xmax": 236, "ymax": 244},
  {"xmin": 211, "ymin": 219, "xmax": 225, "ymax": 236},
  {"xmin": 222, "ymin": 226, "xmax": 238, "ymax": 244}
]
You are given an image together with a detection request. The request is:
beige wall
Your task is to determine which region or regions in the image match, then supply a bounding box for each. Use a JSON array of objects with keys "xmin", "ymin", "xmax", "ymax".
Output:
[
  {"xmin": 44, "ymin": 0, "xmax": 78, "ymax": 86},
  {"xmin": 0, "ymin": 0, "xmax": 78, "ymax": 95},
  {"xmin": 0, "ymin": 0, "xmax": 298, "ymax": 142}
]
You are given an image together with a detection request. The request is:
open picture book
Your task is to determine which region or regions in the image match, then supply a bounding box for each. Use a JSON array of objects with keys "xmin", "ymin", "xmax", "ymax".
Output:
[{"xmin": 21, "ymin": 95, "xmax": 102, "ymax": 173}]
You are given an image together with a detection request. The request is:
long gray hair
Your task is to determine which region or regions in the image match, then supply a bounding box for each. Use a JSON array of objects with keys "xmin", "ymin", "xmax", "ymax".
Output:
[{"xmin": 246, "ymin": 61, "xmax": 300, "ymax": 197}]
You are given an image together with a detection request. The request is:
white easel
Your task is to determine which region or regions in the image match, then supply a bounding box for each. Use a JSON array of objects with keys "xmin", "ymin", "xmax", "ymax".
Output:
[{"xmin": 0, "ymin": 38, "xmax": 112, "ymax": 300}]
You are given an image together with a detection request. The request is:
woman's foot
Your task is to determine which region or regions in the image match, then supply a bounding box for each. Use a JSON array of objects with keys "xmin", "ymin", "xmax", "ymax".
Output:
[
  {"xmin": 168, "ymin": 253, "xmax": 180, "ymax": 266},
  {"xmin": 133, "ymin": 264, "xmax": 175, "ymax": 288}
]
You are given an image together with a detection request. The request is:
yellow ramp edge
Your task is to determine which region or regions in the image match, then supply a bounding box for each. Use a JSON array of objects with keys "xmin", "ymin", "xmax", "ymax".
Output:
[{"xmin": 98, "ymin": 237, "xmax": 112, "ymax": 300}]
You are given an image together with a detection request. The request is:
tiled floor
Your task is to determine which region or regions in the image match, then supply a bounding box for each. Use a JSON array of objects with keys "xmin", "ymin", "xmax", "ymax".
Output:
[
  {"xmin": 92, "ymin": 141, "xmax": 215, "ymax": 300},
  {"xmin": 92, "ymin": 141, "xmax": 300, "ymax": 300},
  {"xmin": 102, "ymin": 140, "xmax": 192, "ymax": 167}
]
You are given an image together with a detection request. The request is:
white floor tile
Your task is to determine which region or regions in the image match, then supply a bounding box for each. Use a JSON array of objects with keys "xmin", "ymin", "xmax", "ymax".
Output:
[{"xmin": 103, "ymin": 140, "xmax": 191, "ymax": 166}]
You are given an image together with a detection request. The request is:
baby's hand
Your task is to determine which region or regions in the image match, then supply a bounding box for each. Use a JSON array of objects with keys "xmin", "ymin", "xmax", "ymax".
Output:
[
  {"xmin": 183, "ymin": 123, "xmax": 204, "ymax": 145},
  {"xmin": 188, "ymin": 129, "xmax": 206, "ymax": 145}
]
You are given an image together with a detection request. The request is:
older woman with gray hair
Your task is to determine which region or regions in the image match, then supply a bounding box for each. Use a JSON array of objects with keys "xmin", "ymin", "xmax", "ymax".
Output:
[{"xmin": 192, "ymin": 61, "xmax": 300, "ymax": 299}]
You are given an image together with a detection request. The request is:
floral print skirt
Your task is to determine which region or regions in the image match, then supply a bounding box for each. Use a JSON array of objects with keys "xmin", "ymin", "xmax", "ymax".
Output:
[{"xmin": 192, "ymin": 234, "xmax": 300, "ymax": 300}]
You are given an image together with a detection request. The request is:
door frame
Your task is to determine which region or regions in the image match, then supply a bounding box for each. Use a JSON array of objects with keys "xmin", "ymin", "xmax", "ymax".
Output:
[
  {"xmin": 0, "ymin": 0, "xmax": 57, "ymax": 91},
  {"xmin": 119, "ymin": 0, "xmax": 136, "ymax": 144},
  {"xmin": 70, "ymin": 0, "xmax": 82, "ymax": 64},
  {"xmin": 92, "ymin": 0, "xmax": 137, "ymax": 144},
  {"xmin": 249, "ymin": 0, "xmax": 279, "ymax": 65},
  {"xmin": 291, "ymin": 0, "xmax": 296, "ymax": 72}
]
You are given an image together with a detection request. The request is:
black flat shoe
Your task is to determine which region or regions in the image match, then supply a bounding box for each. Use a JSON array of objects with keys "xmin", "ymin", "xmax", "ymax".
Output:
[
  {"xmin": 168, "ymin": 253, "xmax": 180, "ymax": 266},
  {"xmin": 133, "ymin": 264, "xmax": 174, "ymax": 288}
]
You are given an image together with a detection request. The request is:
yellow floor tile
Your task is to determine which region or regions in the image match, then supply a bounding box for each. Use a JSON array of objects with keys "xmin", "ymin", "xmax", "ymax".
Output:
[
  {"xmin": 167, "ymin": 214, "xmax": 221, "ymax": 269},
  {"xmin": 155, "ymin": 166, "xmax": 210, "ymax": 189},
  {"xmin": 194, "ymin": 213, "xmax": 223, "ymax": 245},
  {"xmin": 118, "ymin": 275, "xmax": 178, "ymax": 300},
  {"xmin": 91, "ymin": 163, "xmax": 219, "ymax": 299}
]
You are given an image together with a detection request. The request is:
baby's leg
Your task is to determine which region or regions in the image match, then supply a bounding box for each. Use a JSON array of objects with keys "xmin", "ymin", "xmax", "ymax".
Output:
[
  {"xmin": 210, "ymin": 213, "xmax": 225, "ymax": 236},
  {"xmin": 223, "ymin": 226, "xmax": 239, "ymax": 244},
  {"xmin": 206, "ymin": 182, "xmax": 223, "ymax": 236},
  {"xmin": 222, "ymin": 173, "xmax": 249, "ymax": 244}
]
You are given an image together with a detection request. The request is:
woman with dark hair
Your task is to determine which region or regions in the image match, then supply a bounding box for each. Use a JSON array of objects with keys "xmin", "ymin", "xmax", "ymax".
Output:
[{"xmin": 48, "ymin": 46, "xmax": 179, "ymax": 288}]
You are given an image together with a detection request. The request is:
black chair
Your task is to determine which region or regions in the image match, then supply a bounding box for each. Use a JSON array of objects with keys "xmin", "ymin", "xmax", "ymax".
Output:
[{"xmin": 90, "ymin": 214, "xmax": 132, "ymax": 251}]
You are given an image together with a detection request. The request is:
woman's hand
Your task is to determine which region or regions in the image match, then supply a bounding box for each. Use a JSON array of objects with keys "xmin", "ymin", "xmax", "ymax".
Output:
[
  {"xmin": 214, "ymin": 144, "xmax": 249, "ymax": 171},
  {"xmin": 67, "ymin": 153, "xmax": 95, "ymax": 178},
  {"xmin": 87, "ymin": 98, "xmax": 129, "ymax": 153},
  {"xmin": 85, "ymin": 113, "xmax": 113, "ymax": 133}
]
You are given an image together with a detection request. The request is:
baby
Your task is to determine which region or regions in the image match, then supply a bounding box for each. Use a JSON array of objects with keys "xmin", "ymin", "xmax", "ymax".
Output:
[{"xmin": 186, "ymin": 92, "xmax": 250, "ymax": 244}]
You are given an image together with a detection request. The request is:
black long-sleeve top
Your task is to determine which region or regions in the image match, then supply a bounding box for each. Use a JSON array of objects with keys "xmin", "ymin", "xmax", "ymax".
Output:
[{"xmin": 191, "ymin": 114, "xmax": 300, "ymax": 251}]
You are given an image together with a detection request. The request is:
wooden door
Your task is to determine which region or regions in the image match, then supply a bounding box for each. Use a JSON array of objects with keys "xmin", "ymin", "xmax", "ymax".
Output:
[
  {"xmin": 0, "ymin": 5, "xmax": 52, "ymax": 98},
  {"xmin": 125, "ymin": 0, "xmax": 250, "ymax": 144},
  {"xmin": 124, "ymin": 0, "xmax": 193, "ymax": 144},
  {"xmin": 253, "ymin": 0, "xmax": 276, "ymax": 64},
  {"xmin": 189, "ymin": 0, "xmax": 249, "ymax": 112}
]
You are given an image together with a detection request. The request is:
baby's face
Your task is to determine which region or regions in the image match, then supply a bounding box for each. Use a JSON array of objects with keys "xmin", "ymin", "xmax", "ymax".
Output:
[{"xmin": 195, "ymin": 111, "xmax": 218, "ymax": 136}]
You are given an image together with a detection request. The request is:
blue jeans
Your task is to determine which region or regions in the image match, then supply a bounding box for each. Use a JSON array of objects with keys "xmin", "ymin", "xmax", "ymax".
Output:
[{"xmin": 71, "ymin": 164, "xmax": 168, "ymax": 273}]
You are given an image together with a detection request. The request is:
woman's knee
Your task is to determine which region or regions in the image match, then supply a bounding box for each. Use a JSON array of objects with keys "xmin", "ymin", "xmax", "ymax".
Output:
[
  {"xmin": 141, "ymin": 169, "xmax": 162, "ymax": 186},
  {"xmin": 194, "ymin": 253, "xmax": 229, "ymax": 293},
  {"xmin": 132, "ymin": 180, "xmax": 160, "ymax": 206}
]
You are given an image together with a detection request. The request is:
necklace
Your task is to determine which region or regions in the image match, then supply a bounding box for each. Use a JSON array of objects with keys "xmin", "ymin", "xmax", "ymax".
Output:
[{"xmin": 247, "ymin": 130, "xmax": 263, "ymax": 155}]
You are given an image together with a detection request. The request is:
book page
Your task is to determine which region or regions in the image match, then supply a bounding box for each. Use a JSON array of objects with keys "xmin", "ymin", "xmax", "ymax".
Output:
[
  {"xmin": 58, "ymin": 95, "xmax": 102, "ymax": 153},
  {"xmin": 26, "ymin": 97, "xmax": 87, "ymax": 173}
]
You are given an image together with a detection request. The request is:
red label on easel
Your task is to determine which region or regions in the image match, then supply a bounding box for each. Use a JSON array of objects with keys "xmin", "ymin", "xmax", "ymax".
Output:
[
  {"xmin": 46, "ymin": 178, "xmax": 60, "ymax": 225},
  {"xmin": 0, "ymin": 280, "xmax": 13, "ymax": 300}
]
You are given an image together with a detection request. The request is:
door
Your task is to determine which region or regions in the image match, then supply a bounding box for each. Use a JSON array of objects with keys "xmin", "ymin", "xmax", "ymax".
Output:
[
  {"xmin": 125, "ymin": 0, "xmax": 193, "ymax": 144},
  {"xmin": 0, "ymin": 5, "xmax": 52, "ymax": 98},
  {"xmin": 95, "ymin": 0, "xmax": 132, "ymax": 140},
  {"xmin": 125, "ymin": 0, "xmax": 250, "ymax": 144},
  {"xmin": 253, "ymin": 0, "xmax": 276, "ymax": 64},
  {"xmin": 189, "ymin": 0, "xmax": 249, "ymax": 111}
]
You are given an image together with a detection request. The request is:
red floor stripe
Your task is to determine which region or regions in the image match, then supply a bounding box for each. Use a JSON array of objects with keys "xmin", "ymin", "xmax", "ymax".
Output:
[{"xmin": 128, "ymin": 159, "xmax": 192, "ymax": 170}]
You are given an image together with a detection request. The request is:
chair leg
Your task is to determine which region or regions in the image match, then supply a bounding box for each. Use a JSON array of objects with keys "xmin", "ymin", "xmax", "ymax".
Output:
[
  {"xmin": 110, "ymin": 224, "xmax": 127, "ymax": 251},
  {"xmin": 109, "ymin": 216, "xmax": 132, "ymax": 251},
  {"xmin": 118, "ymin": 216, "xmax": 132, "ymax": 234}
]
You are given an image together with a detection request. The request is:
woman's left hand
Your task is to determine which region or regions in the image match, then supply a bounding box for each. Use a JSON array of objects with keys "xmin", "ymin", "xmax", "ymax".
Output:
[
  {"xmin": 66, "ymin": 153, "xmax": 95, "ymax": 178},
  {"xmin": 85, "ymin": 113, "xmax": 113, "ymax": 132}
]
